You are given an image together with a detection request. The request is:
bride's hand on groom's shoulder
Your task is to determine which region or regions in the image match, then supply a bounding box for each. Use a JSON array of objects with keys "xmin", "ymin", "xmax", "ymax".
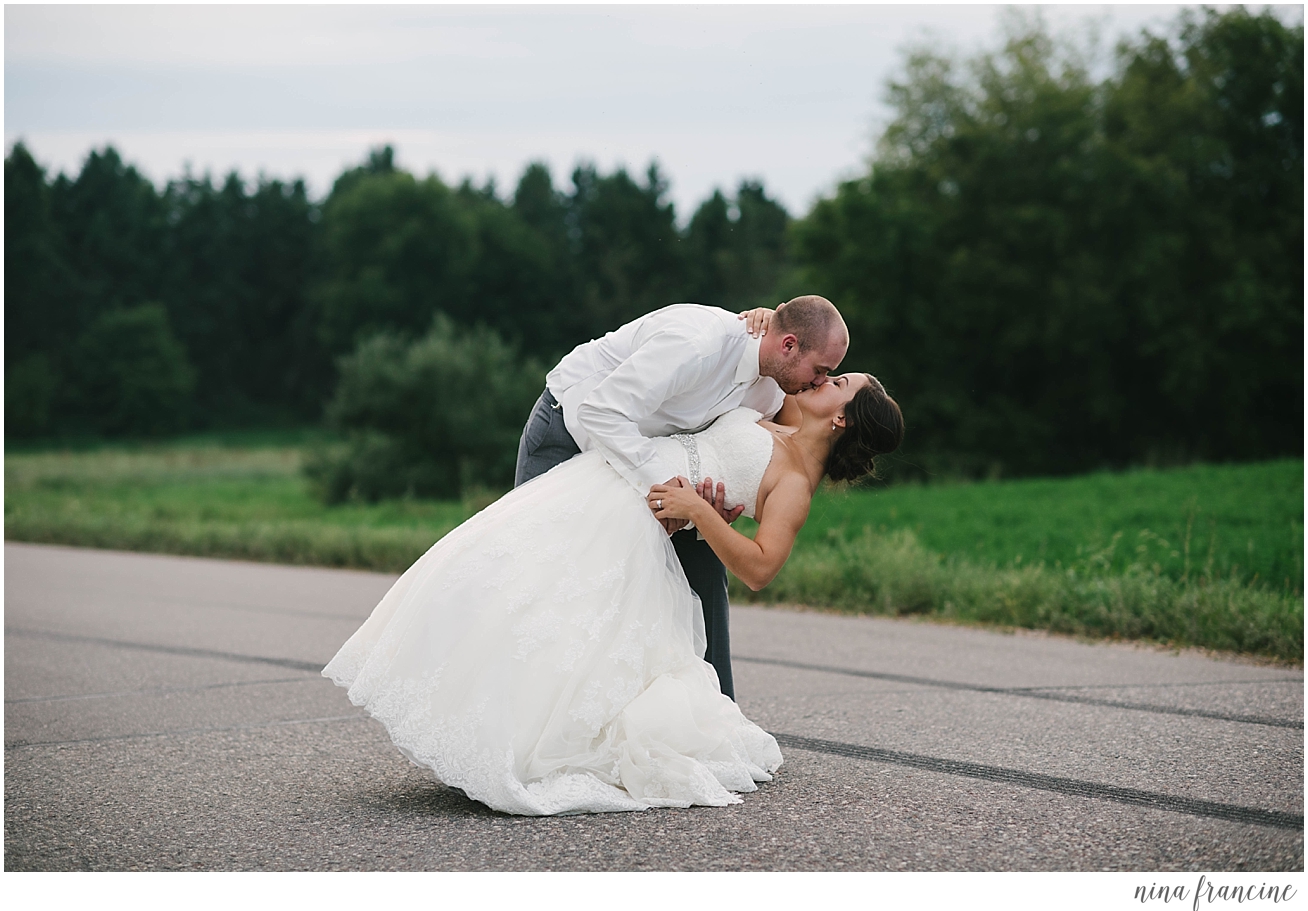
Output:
[{"xmin": 738, "ymin": 307, "xmax": 775, "ymax": 338}]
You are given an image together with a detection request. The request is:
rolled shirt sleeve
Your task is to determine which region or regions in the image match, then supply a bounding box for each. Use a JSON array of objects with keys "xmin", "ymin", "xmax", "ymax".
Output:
[{"xmin": 575, "ymin": 330, "xmax": 715, "ymax": 493}]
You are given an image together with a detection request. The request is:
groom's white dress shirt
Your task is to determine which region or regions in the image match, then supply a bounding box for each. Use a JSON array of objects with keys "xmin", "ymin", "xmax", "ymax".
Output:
[{"xmin": 546, "ymin": 304, "xmax": 786, "ymax": 494}]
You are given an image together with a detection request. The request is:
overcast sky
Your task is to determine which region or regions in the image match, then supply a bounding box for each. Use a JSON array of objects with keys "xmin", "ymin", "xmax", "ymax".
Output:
[{"xmin": 7, "ymin": 3, "xmax": 1293, "ymax": 218}]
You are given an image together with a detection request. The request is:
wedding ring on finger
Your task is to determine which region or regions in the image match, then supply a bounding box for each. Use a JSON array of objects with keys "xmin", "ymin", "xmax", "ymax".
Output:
[{"xmin": 655, "ymin": 498, "xmax": 663, "ymax": 510}]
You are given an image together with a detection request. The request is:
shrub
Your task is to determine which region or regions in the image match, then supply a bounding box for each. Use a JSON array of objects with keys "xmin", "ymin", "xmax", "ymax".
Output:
[
  {"xmin": 66, "ymin": 303, "xmax": 196, "ymax": 436},
  {"xmin": 306, "ymin": 313, "xmax": 544, "ymax": 502},
  {"xmin": 5, "ymin": 353, "xmax": 57, "ymax": 438}
]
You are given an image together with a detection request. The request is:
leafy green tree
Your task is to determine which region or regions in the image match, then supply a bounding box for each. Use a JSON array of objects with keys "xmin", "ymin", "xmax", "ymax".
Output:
[
  {"xmin": 509, "ymin": 162, "xmax": 587, "ymax": 356},
  {"xmin": 312, "ymin": 162, "xmax": 475, "ymax": 355},
  {"xmin": 1101, "ymin": 8, "xmax": 1303, "ymax": 461},
  {"xmin": 513, "ymin": 162, "xmax": 571, "ymax": 258},
  {"xmin": 456, "ymin": 175, "xmax": 579, "ymax": 358},
  {"xmin": 66, "ymin": 303, "xmax": 196, "ymax": 436},
  {"xmin": 8, "ymin": 143, "xmax": 185, "ymax": 438},
  {"xmin": 5, "ymin": 354, "xmax": 57, "ymax": 438},
  {"xmin": 35, "ymin": 14, "xmax": 1301, "ymax": 477},
  {"xmin": 327, "ymin": 144, "xmax": 397, "ymax": 200},
  {"xmin": 794, "ymin": 8, "xmax": 1302, "ymax": 478},
  {"xmin": 567, "ymin": 162, "xmax": 687, "ymax": 337},
  {"xmin": 307, "ymin": 314, "xmax": 544, "ymax": 502},
  {"xmin": 48, "ymin": 146, "xmax": 167, "ymax": 331},
  {"xmin": 5, "ymin": 143, "xmax": 75, "ymax": 436},
  {"xmin": 160, "ymin": 172, "xmax": 325, "ymax": 425},
  {"xmin": 684, "ymin": 180, "xmax": 791, "ymax": 310}
]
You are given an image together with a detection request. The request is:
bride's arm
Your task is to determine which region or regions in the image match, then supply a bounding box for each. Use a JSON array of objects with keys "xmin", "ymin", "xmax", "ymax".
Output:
[{"xmin": 649, "ymin": 474, "xmax": 810, "ymax": 591}]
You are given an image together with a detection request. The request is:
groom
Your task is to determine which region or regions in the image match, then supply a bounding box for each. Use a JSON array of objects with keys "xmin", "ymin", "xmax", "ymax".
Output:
[{"xmin": 513, "ymin": 296, "xmax": 849, "ymax": 700}]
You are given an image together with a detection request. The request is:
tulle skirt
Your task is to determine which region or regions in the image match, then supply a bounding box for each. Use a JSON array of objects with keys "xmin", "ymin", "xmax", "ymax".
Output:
[{"xmin": 323, "ymin": 451, "xmax": 782, "ymax": 815}]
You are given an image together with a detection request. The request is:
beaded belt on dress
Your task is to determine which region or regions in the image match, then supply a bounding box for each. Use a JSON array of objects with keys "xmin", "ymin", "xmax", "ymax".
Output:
[{"xmin": 670, "ymin": 433, "xmax": 702, "ymax": 486}]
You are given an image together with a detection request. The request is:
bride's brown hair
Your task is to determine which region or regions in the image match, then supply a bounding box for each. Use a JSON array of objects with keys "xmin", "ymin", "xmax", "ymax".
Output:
[{"xmin": 825, "ymin": 375, "xmax": 904, "ymax": 482}]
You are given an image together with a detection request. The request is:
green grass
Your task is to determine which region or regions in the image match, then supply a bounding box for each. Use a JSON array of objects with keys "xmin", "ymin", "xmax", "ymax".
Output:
[
  {"xmin": 3, "ymin": 444, "xmax": 473, "ymax": 572},
  {"xmin": 5, "ymin": 440, "xmax": 1302, "ymax": 661},
  {"xmin": 748, "ymin": 459, "xmax": 1304, "ymax": 594},
  {"xmin": 736, "ymin": 527, "xmax": 1301, "ymax": 662}
]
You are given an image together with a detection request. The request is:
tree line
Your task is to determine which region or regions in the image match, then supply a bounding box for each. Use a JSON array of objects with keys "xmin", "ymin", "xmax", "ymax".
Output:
[
  {"xmin": 5, "ymin": 7, "xmax": 1301, "ymax": 489},
  {"xmin": 6, "ymin": 141, "xmax": 790, "ymax": 437},
  {"xmin": 797, "ymin": 6, "xmax": 1302, "ymax": 477}
]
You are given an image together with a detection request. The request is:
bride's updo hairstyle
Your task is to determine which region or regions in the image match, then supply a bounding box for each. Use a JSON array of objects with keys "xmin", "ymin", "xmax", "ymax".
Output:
[{"xmin": 826, "ymin": 375, "xmax": 904, "ymax": 482}]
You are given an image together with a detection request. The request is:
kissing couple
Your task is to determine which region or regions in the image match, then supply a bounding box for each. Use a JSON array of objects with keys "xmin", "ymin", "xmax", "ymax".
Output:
[{"xmin": 324, "ymin": 295, "xmax": 904, "ymax": 815}]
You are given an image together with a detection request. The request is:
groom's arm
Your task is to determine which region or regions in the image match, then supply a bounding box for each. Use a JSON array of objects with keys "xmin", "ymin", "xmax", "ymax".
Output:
[
  {"xmin": 650, "ymin": 473, "xmax": 810, "ymax": 590},
  {"xmin": 575, "ymin": 329, "xmax": 715, "ymax": 495}
]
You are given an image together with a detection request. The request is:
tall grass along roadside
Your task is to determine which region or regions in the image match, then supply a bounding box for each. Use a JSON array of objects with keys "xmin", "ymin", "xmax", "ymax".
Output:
[
  {"xmin": 791, "ymin": 459, "xmax": 1303, "ymax": 595},
  {"xmin": 734, "ymin": 459, "xmax": 1302, "ymax": 662},
  {"xmin": 4, "ymin": 444, "xmax": 464, "ymax": 573},
  {"xmin": 732, "ymin": 528, "xmax": 1301, "ymax": 663},
  {"xmin": 5, "ymin": 443, "xmax": 1301, "ymax": 662}
]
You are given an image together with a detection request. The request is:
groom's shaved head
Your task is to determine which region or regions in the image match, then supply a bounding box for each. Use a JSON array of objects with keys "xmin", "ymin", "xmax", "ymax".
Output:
[
  {"xmin": 758, "ymin": 294, "xmax": 850, "ymax": 393},
  {"xmin": 773, "ymin": 295, "xmax": 847, "ymax": 352}
]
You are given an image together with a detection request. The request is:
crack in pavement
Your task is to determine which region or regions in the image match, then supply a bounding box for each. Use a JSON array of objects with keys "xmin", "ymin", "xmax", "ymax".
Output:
[
  {"xmin": 5, "ymin": 626, "xmax": 325, "ymax": 674},
  {"xmin": 774, "ymin": 733, "xmax": 1303, "ymax": 831},
  {"xmin": 5, "ymin": 676, "xmax": 311, "ymax": 705},
  {"xmin": 9, "ymin": 709, "xmax": 1296, "ymax": 833},
  {"xmin": 738, "ymin": 655, "xmax": 1303, "ymax": 730},
  {"xmin": 4, "ymin": 712, "xmax": 367, "ymax": 750},
  {"xmin": 15, "ymin": 628, "xmax": 1296, "ymax": 731},
  {"xmin": 9, "ymin": 625, "xmax": 1299, "ymax": 831}
]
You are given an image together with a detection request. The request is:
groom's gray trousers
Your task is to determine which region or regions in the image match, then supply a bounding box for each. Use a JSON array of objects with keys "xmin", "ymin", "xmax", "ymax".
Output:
[{"xmin": 513, "ymin": 388, "xmax": 736, "ymax": 701}]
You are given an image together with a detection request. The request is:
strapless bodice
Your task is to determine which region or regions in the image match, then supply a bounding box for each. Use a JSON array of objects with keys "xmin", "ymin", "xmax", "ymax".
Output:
[{"xmin": 650, "ymin": 408, "xmax": 775, "ymax": 520}]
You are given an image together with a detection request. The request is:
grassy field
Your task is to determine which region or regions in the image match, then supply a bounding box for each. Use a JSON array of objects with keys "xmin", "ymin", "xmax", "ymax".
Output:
[
  {"xmin": 5, "ymin": 439, "xmax": 1301, "ymax": 661},
  {"xmin": 752, "ymin": 459, "xmax": 1303, "ymax": 593},
  {"xmin": 4, "ymin": 442, "xmax": 472, "ymax": 571}
]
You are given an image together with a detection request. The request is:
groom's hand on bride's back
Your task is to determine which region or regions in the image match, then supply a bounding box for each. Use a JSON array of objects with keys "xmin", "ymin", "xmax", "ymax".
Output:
[
  {"xmin": 646, "ymin": 476, "xmax": 744, "ymax": 537},
  {"xmin": 697, "ymin": 476, "xmax": 744, "ymax": 525},
  {"xmin": 657, "ymin": 477, "xmax": 690, "ymax": 535}
]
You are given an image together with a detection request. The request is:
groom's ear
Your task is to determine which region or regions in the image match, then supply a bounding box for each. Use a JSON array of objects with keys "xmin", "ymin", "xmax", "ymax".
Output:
[{"xmin": 779, "ymin": 333, "xmax": 800, "ymax": 354}]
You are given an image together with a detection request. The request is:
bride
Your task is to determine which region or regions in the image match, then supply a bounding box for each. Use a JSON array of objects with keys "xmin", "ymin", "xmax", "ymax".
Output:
[{"xmin": 323, "ymin": 373, "xmax": 904, "ymax": 815}]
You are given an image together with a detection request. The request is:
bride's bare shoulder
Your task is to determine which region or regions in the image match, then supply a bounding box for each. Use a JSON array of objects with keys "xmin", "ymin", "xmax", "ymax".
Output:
[{"xmin": 755, "ymin": 467, "xmax": 813, "ymax": 527}]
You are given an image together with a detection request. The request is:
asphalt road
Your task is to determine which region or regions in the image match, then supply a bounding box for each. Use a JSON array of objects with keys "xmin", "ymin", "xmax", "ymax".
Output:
[{"xmin": 4, "ymin": 541, "xmax": 1303, "ymax": 871}]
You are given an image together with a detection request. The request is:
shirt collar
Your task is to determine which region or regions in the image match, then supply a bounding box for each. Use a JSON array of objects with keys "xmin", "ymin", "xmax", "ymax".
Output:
[{"xmin": 734, "ymin": 333, "xmax": 762, "ymax": 386}]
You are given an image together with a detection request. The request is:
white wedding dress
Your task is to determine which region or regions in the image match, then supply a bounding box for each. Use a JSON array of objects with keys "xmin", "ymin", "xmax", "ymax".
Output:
[{"xmin": 323, "ymin": 408, "xmax": 783, "ymax": 815}]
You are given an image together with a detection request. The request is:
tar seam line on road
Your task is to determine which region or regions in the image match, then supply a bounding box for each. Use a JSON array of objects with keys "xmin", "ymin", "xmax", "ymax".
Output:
[
  {"xmin": 10, "ymin": 625, "xmax": 1299, "ymax": 729},
  {"xmin": 4, "ymin": 712, "xmax": 367, "ymax": 751},
  {"xmin": 11, "ymin": 710, "xmax": 1297, "ymax": 833},
  {"xmin": 773, "ymin": 733, "xmax": 1304, "ymax": 831},
  {"xmin": 9, "ymin": 626, "xmax": 1300, "ymax": 828},
  {"xmin": 1004, "ymin": 677, "xmax": 1305, "ymax": 691},
  {"xmin": 5, "ymin": 676, "xmax": 311, "ymax": 705},
  {"xmin": 125, "ymin": 593, "xmax": 367, "ymax": 623},
  {"xmin": 738, "ymin": 655, "xmax": 1303, "ymax": 730},
  {"xmin": 5, "ymin": 627, "xmax": 325, "ymax": 674}
]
